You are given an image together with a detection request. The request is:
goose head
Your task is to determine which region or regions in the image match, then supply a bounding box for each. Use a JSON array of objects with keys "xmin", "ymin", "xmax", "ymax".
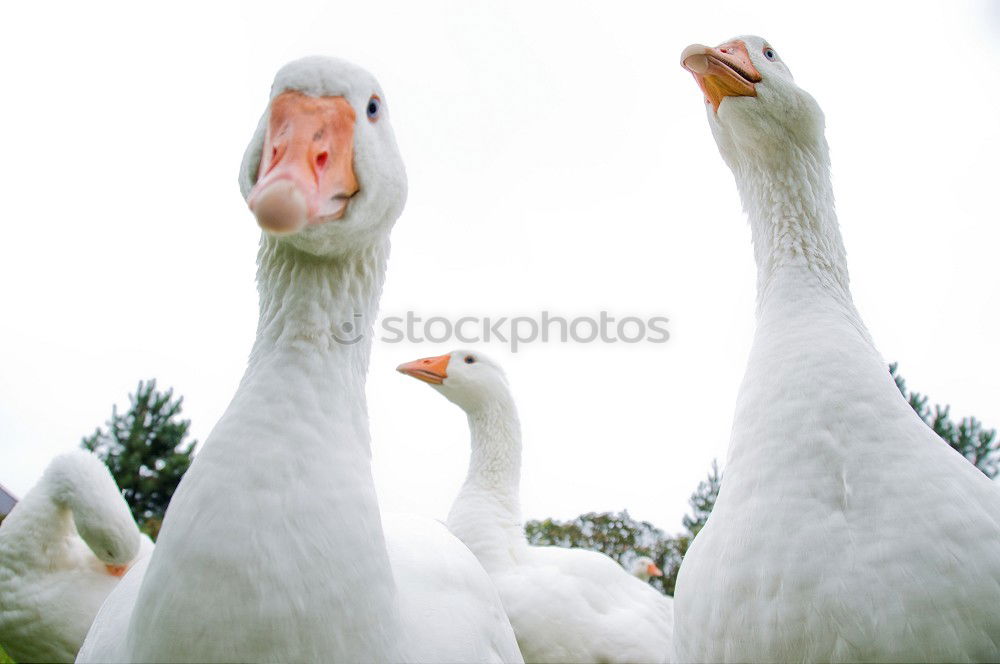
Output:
[
  {"xmin": 70, "ymin": 490, "xmax": 141, "ymax": 574},
  {"xmin": 44, "ymin": 451, "xmax": 142, "ymax": 573},
  {"xmin": 630, "ymin": 555, "xmax": 664, "ymax": 582},
  {"xmin": 239, "ymin": 56, "xmax": 407, "ymax": 257},
  {"xmin": 397, "ymin": 349, "xmax": 510, "ymax": 413},
  {"xmin": 680, "ymin": 36, "xmax": 824, "ymax": 165}
]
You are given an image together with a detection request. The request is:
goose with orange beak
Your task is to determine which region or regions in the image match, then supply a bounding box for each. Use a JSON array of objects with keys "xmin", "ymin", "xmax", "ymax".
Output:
[
  {"xmin": 629, "ymin": 556, "xmax": 664, "ymax": 584},
  {"xmin": 680, "ymin": 40, "xmax": 761, "ymax": 112},
  {"xmin": 80, "ymin": 58, "xmax": 522, "ymax": 664},
  {"xmin": 399, "ymin": 350, "xmax": 675, "ymax": 664},
  {"xmin": 672, "ymin": 36, "xmax": 1000, "ymax": 662}
]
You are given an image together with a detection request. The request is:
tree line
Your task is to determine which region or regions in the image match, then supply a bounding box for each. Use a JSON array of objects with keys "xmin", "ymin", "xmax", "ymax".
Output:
[{"xmin": 77, "ymin": 364, "xmax": 995, "ymax": 575}]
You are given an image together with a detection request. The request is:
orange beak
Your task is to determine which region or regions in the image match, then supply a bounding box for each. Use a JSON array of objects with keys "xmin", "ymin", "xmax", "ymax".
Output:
[
  {"xmin": 106, "ymin": 564, "xmax": 128, "ymax": 577},
  {"xmin": 397, "ymin": 354, "xmax": 451, "ymax": 385},
  {"xmin": 647, "ymin": 562, "xmax": 664, "ymax": 577},
  {"xmin": 247, "ymin": 91, "xmax": 359, "ymax": 235},
  {"xmin": 680, "ymin": 40, "xmax": 762, "ymax": 112}
]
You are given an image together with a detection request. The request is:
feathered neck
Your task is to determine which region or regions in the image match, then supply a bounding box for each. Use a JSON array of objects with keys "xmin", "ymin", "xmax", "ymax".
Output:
[
  {"xmin": 0, "ymin": 474, "xmax": 79, "ymax": 563},
  {"xmin": 730, "ymin": 137, "xmax": 854, "ymax": 315},
  {"xmin": 446, "ymin": 393, "xmax": 526, "ymax": 569},
  {"xmin": 251, "ymin": 235, "xmax": 389, "ymax": 370},
  {"xmin": 129, "ymin": 232, "xmax": 404, "ymax": 661},
  {"xmin": 464, "ymin": 395, "xmax": 523, "ymax": 494}
]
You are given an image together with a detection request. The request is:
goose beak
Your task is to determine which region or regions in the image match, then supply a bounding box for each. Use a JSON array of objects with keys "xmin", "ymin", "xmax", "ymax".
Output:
[
  {"xmin": 247, "ymin": 91, "xmax": 360, "ymax": 235},
  {"xmin": 397, "ymin": 354, "xmax": 451, "ymax": 385},
  {"xmin": 106, "ymin": 564, "xmax": 128, "ymax": 577},
  {"xmin": 681, "ymin": 40, "xmax": 761, "ymax": 112},
  {"xmin": 647, "ymin": 562, "xmax": 664, "ymax": 577}
]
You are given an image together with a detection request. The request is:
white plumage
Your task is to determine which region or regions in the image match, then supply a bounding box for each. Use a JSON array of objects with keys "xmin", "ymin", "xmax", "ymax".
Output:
[
  {"xmin": 399, "ymin": 349, "xmax": 674, "ymax": 663},
  {"xmin": 673, "ymin": 35, "xmax": 1000, "ymax": 662},
  {"xmin": 79, "ymin": 56, "xmax": 520, "ymax": 663},
  {"xmin": 0, "ymin": 451, "xmax": 149, "ymax": 663}
]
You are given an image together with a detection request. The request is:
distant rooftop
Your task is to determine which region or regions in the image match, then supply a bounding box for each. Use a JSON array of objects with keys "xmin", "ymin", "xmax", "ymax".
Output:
[{"xmin": 0, "ymin": 483, "xmax": 18, "ymax": 516}]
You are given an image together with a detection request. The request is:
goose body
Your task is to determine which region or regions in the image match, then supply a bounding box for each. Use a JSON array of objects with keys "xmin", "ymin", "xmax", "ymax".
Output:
[
  {"xmin": 0, "ymin": 451, "xmax": 148, "ymax": 663},
  {"xmin": 79, "ymin": 57, "xmax": 520, "ymax": 663},
  {"xmin": 399, "ymin": 350, "xmax": 673, "ymax": 664},
  {"xmin": 673, "ymin": 36, "xmax": 1000, "ymax": 662}
]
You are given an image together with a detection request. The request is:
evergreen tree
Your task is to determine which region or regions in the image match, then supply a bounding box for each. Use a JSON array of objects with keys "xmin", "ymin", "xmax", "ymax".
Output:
[
  {"xmin": 82, "ymin": 380, "xmax": 196, "ymax": 539},
  {"xmin": 890, "ymin": 363, "xmax": 998, "ymax": 477}
]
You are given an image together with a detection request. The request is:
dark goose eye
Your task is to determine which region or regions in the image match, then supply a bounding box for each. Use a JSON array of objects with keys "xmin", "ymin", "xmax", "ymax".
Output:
[
  {"xmin": 763, "ymin": 47, "xmax": 777, "ymax": 61},
  {"xmin": 366, "ymin": 96, "xmax": 381, "ymax": 121},
  {"xmin": 464, "ymin": 355, "xmax": 476, "ymax": 364}
]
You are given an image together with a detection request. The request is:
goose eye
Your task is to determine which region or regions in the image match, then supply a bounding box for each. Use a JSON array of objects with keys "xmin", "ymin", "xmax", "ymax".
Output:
[
  {"xmin": 763, "ymin": 47, "xmax": 777, "ymax": 61},
  {"xmin": 366, "ymin": 96, "xmax": 381, "ymax": 122},
  {"xmin": 464, "ymin": 356, "xmax": 475, "ymax": 364}
]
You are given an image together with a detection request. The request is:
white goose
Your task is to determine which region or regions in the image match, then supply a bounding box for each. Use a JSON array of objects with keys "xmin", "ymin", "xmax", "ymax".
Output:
[
  {"xmin": 629, "ymin": 555, "xmax": 664, "ymax": 584},
  {"xmin": 673, "ymin": 36, "xmax": 1000, "ymax": 662},
  {"xmin": 79, "ymin": 57, "xmax": 521, "ymax": 663},
  {"xmin": 0, "ymin": 451, "xmax": 149, "ymax": 663},
  {"xmin": 398, "ymin": 350, "xmax": 674, "ymax": 663}
]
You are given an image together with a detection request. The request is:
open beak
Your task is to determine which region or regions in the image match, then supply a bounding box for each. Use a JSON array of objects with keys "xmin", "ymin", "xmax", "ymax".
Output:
[
  {"xmin": 647, "ymin": 562, "xmax": 664, "ymax": 577},
  {"xmin": 681, "ymin": 40, "xmax": 762, "ymax": 112},
  {"xmin": 106, "ymin": 564, "xmax": 128, "ymax": 577},
  {"xmin": 397, "ymin": 354, "xmax": 451, "ymax": 385},
  {"xmin": 247, "ymin": 91, "xmax": 359, "ymax": 235}
]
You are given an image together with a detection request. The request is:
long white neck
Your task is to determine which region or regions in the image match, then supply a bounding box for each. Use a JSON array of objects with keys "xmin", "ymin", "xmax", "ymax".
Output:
[
  {"xmin": 1, "ymin": 479, "xmax": 73, "ymax": 567},
  {"xmin": 722, "ymin": 135, "xmax": 895, "ymax": 482},
  {"xmin": 730, "ymin": 138, "xmax": 873, "ymax": 346},
  {"xmin": 446, "ymin": 394, "xmax": 526, "ymax": 571},
  {"xmin": 131, "ymin": 235, "xmax": 403, "ymax": 661}
]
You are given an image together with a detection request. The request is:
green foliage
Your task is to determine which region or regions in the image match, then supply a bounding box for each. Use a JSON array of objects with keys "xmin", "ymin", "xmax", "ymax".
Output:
[
  {"xmin": 81, "ymin": 380, "xmax": 196, "ymax": 540},
  {"xmin": 681, "ymin": 458, "xmax": 721, "ymax": 538},
  {"xmin": 525, "ymin": 510, "xmax": 664, "ymax": 566},
  {"xmin": 0, "ymin": 644, "xmax": 13, "ymax": 664},
  {"xmin": 891, "ymin": 363, "xmax": 998, "ymax": 478}
]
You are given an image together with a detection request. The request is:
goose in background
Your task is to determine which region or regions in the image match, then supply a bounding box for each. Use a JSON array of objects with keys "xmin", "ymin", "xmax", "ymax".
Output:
[
  {"xmin": 79, "ymin": 57, "xmax": 520, "ymax": 663},
  {"xmin": 0, "ymin": 450, "xmax": 150, "ymax": 663},
  {"xmin": 672, "ymin": 35, "xmax": 1000, "ymax": 662},
  {"xmin": 629, "ymin": 555, "xmax": 664, "ymax": 584},
  {"xmin": 399, "ymin": 350, "xmax": 673, "ymax": 663}
]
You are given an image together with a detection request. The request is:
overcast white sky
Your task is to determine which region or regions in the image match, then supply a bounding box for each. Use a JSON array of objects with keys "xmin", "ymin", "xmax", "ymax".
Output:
[{"xmin": 1, "ymin": 1, "xmax": 998, "ymax": 534}]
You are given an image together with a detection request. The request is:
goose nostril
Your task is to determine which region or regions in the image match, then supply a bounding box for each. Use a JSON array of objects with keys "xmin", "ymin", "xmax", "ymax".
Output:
[{"xmin": 315, "ymin": 151, "xmax": 329, "ymax": 170}]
